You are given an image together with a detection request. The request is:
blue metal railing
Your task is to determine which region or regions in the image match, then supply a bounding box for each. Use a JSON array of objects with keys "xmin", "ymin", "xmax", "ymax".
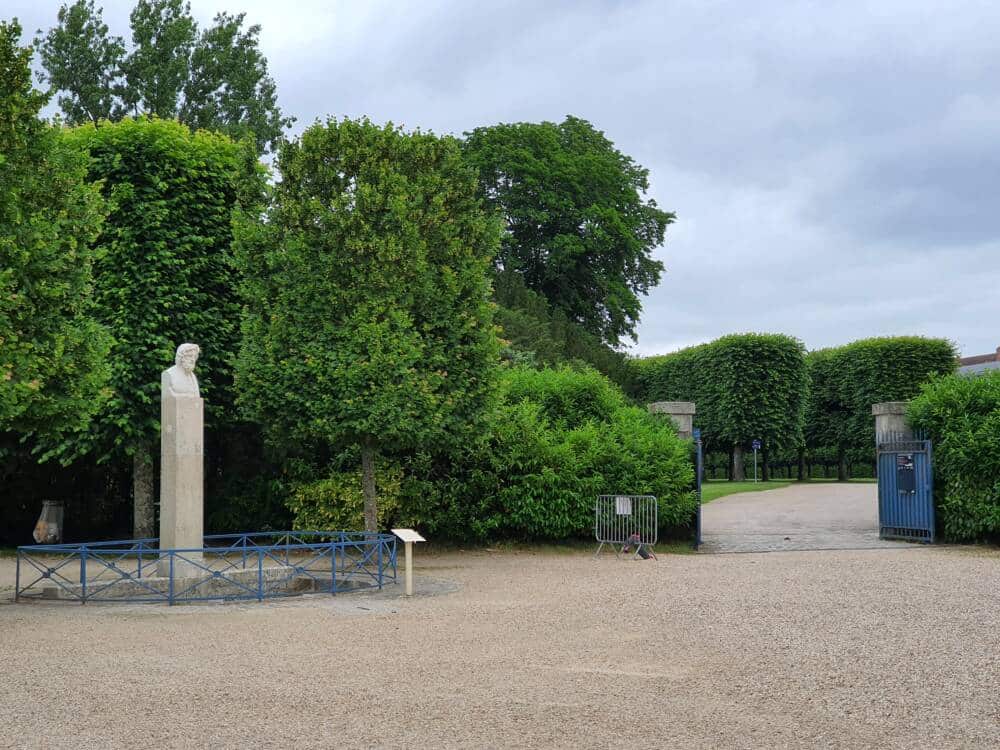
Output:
[{"xmin": 14, "ymin": 531, "xmax": 397, "ymax": 605}]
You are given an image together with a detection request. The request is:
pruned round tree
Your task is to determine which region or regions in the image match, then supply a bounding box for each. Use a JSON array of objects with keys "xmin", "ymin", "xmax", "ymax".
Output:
[
  {"xmin": 0, "ymin": 20, "xmax": 111, "ymax": 440},
  {"xmin": 235, "ymin": 118, "xmax": 501, "ymax": 531},
  {"xmin": 634, "ymin": 333, "xmax": 809, "ymax": 480},
  {"xmin": 58, "ymin": 117, "xmax": 250, "ymax": 537}
]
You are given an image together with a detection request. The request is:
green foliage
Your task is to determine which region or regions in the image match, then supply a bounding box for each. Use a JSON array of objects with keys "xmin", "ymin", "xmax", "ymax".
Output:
[
  {"xmin": 493, "ymin": 270, "xmax": 634, "ymax": 388},
  {"xmin": 289, "ymin": 464, "xmax": 402, "ymax": 532},
  {"xmin": 463, "ymin": 116, "xmax": 673, "ymax": 347},
  {"xmin": 634, "ymin": 333, "xmax": 809, "ymax": 455},
  {"xmin": 236, "ymin": 118, "xmax": 501, "ymax": 527},
  {"xmin": 0, "ymin": 20, "xmax": 112, "ymax": 440},
  {"xmin": 806, "ymin": 337, "xmax": 956, "ymax": 461},
  {"xmin": 53, "ymin": 117, "xmax": 252, "ymax": 462},
  {"xmin": 399, "ymin": 367, "xmax": 696, "ymax": 542},
  {"xmin": 907, "ymin": 372, "xmax": 1000, "ymax": 542},
  {"xmin": 503, "ymin": 364, "xmax": 625, "ymax": 428},
  {"xmin": 34, "ymin": 1, "xmax": 126, "ymax": 124},
  {"xmin": 36, "ymin": 0, "xmax": 292, "ymax": 153}
]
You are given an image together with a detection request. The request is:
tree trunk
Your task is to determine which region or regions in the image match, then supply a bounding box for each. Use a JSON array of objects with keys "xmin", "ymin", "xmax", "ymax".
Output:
[
  {"xmin": 361, "ymin": 437, "xmax": 377, "ymax": 532},
  {"xmin": 797, "ymin": 449, "xmax": 807, "ymax": 481},
  {"xmin": 837, "ymin": 448, "xmax": 848, "ymax": 482},
  {"xmin": 133, "ymin": 445, "xmax": 155, "ymax": 539},
  {"xmin": 732, "ymin": 444, "xmax": 745, "ymax": 481}
]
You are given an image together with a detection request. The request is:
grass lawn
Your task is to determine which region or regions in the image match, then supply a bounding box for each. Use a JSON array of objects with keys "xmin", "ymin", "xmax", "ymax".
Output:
[{"xmin": 701, "ymin": 479, "xmax": 792, "ymax": 503}]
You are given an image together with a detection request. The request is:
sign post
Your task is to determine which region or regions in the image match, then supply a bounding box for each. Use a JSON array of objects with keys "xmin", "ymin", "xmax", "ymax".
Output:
[
  {"xmin": 751, "ymin": 439, "xmax": 762, "ymax": 483},
  {"xmin": 391, "ymin": 528, "xmax": 426, "ymax": 596}
]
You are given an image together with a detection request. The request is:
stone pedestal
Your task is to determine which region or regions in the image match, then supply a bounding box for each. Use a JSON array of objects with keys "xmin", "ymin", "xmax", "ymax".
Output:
[
  {"xmin": 158, "ymin": 391, "xmax": 204, "ymax": 577},
  {"xmin": 872, "ymin": 402, "xmax": 911, "ymax": 442},
  {"xmin": 648, "ymin": 401, "xmax": 696, "ymax": 439}
]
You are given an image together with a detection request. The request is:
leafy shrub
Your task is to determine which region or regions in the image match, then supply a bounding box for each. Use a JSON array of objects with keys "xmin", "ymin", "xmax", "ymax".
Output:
[
  {"xmin": 398, "ymin": 366, "xmax": 695, "ymax": 541},
  {"xmin": 289, "ymin": 464, "xmax": 403, "ymax": 531},
  {"xmin": 907, "ymin": 372, "xmax": 1000, "ymax": 542}
]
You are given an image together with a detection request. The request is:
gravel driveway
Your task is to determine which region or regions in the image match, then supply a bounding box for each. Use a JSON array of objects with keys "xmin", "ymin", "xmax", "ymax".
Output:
[
  {"xmin": 1, "ymin": 542, "xmax": 997, "ymax": 749},
  {"xmin": 701, "ymin": 482, "xmax": 912, "ymax": 553}
]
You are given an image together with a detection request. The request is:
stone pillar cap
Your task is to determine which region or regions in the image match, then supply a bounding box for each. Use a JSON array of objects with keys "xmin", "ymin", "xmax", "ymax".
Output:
[
  {"xmin": 648, "ymin": 401, "xmax": 696, "ymax": 415},
  {"xmin": 871, "ymin": 402, "xmax": 907, "ymax": 416}
]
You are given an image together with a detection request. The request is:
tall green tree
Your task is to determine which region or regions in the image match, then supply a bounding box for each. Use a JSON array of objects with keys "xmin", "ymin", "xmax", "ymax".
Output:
[
  {"xmin": 634, "ymin": 333, "xmax": 809, "ymax": 481},
  {"xmin": 33, "ymin": 1, "xmax": 126, "ymax": 124},
  {"xmin": 36, "ymin": 0, "xmax": 292, "ymax": 153},
  {"xmin": 463, "ymin": 115, "xmax": 673, "ymax": 347},
  {"xmin": 236, "ymin": 118, "xmax": 501, "ymax": 531},
  {"xmin": 0, "ymin": 20, "xmax": 111, "ymax": 441},
  {"xmin": 59, "ymin": 118, "xmax": 253, "ymax": 537}
]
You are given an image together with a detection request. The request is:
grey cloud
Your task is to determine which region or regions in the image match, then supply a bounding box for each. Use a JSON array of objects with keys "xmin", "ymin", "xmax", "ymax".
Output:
[{"xmin": 10, "ymin": 0, "xmax": 1000, "ymax": 356}]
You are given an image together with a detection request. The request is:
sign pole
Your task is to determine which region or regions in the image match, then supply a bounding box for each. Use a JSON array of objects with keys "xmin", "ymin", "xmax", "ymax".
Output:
[{"xmin": 405, "ymin": 540, "xmax": 413, "ymax": 596}]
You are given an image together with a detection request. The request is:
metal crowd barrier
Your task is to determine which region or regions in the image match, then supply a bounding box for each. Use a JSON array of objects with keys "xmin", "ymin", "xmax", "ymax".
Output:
[
  {"xmin": 594, "ymin": 495, "xmax": 658, "ymax": 558},
  {"xmin": 14, "ymin": 531, "xmax": 397, "ymax": 605}
]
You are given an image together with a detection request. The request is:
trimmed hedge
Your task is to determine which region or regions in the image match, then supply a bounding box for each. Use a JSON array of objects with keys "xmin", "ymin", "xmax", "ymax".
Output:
[
  {"xmin": 806, "ymin": 337, "xmax": 956, "ymax": 474},
  {"xmin": 633, "ymin": 333, "xmax": 808, "ymax": 477},
  {"xmin": 907, "ymin": 372, "xmax": 1000, "ymax": 542}
]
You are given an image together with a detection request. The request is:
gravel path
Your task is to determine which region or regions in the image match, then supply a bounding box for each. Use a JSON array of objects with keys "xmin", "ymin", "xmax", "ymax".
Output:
[
  {"xmin": 701, "ymin": 482, "xmax": 912, "ymax": 552},
  {"xmin": 1, "ymin": 543, "xmax": 997, "ymax": 749}
]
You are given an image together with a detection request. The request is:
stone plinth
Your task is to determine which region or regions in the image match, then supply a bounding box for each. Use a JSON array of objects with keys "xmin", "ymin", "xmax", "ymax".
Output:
[
  {"xmin": 872, "ymin": 402, "xmax": 911, "ymax": 442},
  {"xmin": 648, "ymin": 401, "xmax": 696, "ymax": 439},
  {"xmin": 158, "ymin": 388, "xmax": 204, "ymax": 577}
]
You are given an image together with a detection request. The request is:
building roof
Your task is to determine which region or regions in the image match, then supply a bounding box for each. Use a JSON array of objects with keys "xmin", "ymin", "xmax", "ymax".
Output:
[{"xmin": 959, "ymin": 345, "xmax": 1000, "ymax": 366}]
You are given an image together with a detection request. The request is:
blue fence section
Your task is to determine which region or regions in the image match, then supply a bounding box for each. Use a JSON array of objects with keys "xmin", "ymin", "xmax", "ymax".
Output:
[
  {"xmin": 15, "ymin": 531, "xmax": 397, "ymax": 605},
  {"xmin": 876, "ymin": 434, "xmax": 935, "ymax": 543}
]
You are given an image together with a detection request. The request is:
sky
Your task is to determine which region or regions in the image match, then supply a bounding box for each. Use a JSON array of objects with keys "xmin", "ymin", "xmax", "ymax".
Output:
[{"xmin": 9, "ymin": 0, "xmax": 1000, "ymax": 357}]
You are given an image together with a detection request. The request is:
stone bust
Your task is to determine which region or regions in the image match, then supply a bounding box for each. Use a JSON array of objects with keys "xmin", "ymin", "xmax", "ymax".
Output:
[{"xmin": 162, "ymin": 343, "xmax": 200, "ymax": 398}]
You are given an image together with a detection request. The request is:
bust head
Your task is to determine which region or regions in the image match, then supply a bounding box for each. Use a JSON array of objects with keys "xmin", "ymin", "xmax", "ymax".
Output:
[{"xmin": 175, "ymin": 343, "xmax": 200, "ymax": 374}]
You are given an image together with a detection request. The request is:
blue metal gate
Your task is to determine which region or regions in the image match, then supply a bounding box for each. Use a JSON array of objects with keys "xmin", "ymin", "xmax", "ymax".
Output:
[{"xmin": 876, "ymin": 434, "xmax": 935, "ymax": 542}]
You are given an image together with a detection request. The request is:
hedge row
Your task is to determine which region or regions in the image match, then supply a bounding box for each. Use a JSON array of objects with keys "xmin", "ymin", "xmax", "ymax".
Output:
[
  {"xmin": 634, "ymin": 334, "xmax": 955, "ymax": 481},
  {"xmin": 633, "ymin": 333, "xmax": 808, "ymax": 478},
  {"xmin": 291, "ymin": 365, "xmax": 697, "ymax": 542},
  {"xmin": 908, "ymin": 372, "xmax": 1000, "ymax": 542}
]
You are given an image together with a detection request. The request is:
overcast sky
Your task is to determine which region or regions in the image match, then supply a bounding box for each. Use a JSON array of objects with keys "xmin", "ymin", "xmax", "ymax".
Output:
[{"xmin": 10, "ymin": 0, "xmax": 1000, "ymax": 357}]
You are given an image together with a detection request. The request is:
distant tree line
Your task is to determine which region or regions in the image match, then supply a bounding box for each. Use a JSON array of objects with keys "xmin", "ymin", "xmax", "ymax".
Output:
[{"xmin": 633, "ymin": 335, "xmax": 957, "ymax": 482}]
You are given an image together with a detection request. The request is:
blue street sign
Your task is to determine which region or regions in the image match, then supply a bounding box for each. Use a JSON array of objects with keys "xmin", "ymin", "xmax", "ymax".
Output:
[{"xmin": 752, "ymin": 439, "xmax": 762, "ymax": 450}]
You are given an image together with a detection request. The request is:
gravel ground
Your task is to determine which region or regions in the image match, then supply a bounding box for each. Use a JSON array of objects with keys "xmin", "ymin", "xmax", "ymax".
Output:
[
  {"xmin": 701, "ymin": 482, "xmax": 912, "ymax": 553},
  {"xmin": 1, "ymin": 545, "xmax": 998, "ymax": 749}
]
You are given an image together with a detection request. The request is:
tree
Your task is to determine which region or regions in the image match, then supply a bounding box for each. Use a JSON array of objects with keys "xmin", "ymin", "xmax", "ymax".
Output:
[
  {"xmin": 634, "ymin": 333, "xmax": 809, "ymax": 481},
  {"xmin": 236, "ymin": 118, "xmax": 501, "ymax": 531},
  {"xmin": 58, "ymin": 117, "xmax": 252, "ymax": 537},
  {"xmin": 0, "ymin": 20, "xmax": 111, "ymax": 441},
  {"xmin": 463, "ymin": 116, "xmax": 673, "ymax": 347},
  {"xmin": 33, "ymin": 1, "xmax": 125, "ymax": 124},
  {"xmin": 805, "ymin": 336, "xmax": 956, "ymax": 479},
  {"xmin": 36, "ymin": 0, "xmax": 292, "ymax": 153},
  {"xmin": 121, "ymin": 0, "xmax": 196, "ymax": 119}
]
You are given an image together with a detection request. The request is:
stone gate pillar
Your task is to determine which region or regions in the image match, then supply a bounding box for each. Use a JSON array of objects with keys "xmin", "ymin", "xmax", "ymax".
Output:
[
  {"xmin": 872, "ymin": 401, "xmax": 911, "ymax": 442},
  {"xmin": 648, "ymin": 401, "xmax": 696, "ymax": 439}
]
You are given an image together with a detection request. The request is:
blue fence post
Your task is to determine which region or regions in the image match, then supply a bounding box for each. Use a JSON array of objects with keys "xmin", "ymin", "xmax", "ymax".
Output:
[
  {"xmin": 168, "ymin": 553, "xmax": 175, "ymax": 606},
  {"xmin": 14, "ymin": 550, "xmax": 20, "ymax": 603},
  {"xmin": 137, "ymin": 542, "xmax": 143, "ymax": 580},
  {"xmin": 330, "ymin": 540, "xmax": 338, "ymax": 595},
  {"xmin": 242, "ymin": 535, "xmax": 248, "ymax": 570},
  {"xmin": 80, "ymin": 549, "xmax": 88, "ymax": 605},
  {"xmin": 377, "ymin": 537, "xmax": 383, "ymax": 590},
  {"xmin": 257, "ymin": 549, "xmax": 264, "ymax": 602}
]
